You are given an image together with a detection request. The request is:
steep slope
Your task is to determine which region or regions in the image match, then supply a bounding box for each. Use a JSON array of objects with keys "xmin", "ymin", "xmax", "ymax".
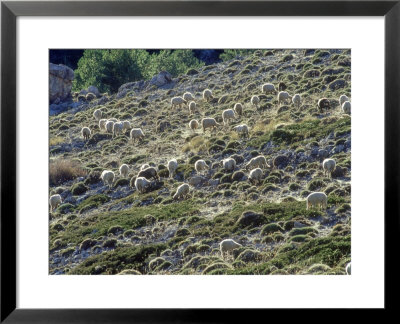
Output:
[{"xmin": 49, "ymin": 49, "xmax": 351, "ymax": 275}]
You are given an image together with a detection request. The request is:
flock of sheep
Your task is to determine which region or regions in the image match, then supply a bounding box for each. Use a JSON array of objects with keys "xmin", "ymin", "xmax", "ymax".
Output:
[{"xmin": 50, "ymin": 80, "xmax": 351, "ymax": 262}]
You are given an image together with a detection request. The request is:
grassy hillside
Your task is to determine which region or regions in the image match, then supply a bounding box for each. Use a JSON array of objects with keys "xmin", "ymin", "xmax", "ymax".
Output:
[{"xmin": 49, "ymin": 49, "xmax": 351, "ymax": 275}]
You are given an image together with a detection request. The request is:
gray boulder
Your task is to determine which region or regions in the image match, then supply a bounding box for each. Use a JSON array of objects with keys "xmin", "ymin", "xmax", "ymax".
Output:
[
  {"xmin": 49, "ymin": 63, "xmax": 74, "ymax": 104},
  {"xmin": 149, "ymin": 71, "xmax": 173, "ymax": 88}
]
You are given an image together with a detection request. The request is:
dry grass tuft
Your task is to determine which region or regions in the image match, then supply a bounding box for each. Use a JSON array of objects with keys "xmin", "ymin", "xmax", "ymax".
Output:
[{"xmin": 49, "ymin": 158, "xmax": 86, "ymax": 186}]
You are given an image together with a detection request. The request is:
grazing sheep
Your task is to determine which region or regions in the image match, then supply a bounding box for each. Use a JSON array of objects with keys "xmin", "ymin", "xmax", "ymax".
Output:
[
  {"xmin": 278, "ymin": 82, "xmax": 287, "ymax": 92},
  {"xmin": 189, "ymin": 119, "xmax": 199, "ymax": 132},
  {"xmin": 173, "ymin": 183, "xmax": 190, "ymax": 200},
  {"xmin": 233, "ymin": 124, "xmax": 249, "ymax": 138},
  {"xmin": 222, "ymin": 157, "xmax": 236, "ymax": 171},
  {"xmin": 101, "ymin": 170, "xmax": 115, "ymax": 188},
  {"xmin": 108, "ymin": 117, "xmax": 118, "ymax": 122},
  {"xmin": 278, "ymin": 91, "xmax": 291, "ymax": 105},
  {"xmin": 201, "ymin": 117, "xmax": 219, "ymax": 133},
  {"xmin": 93, "ymin": 109, "xmax": 102, "ymax": 121},
  {"xmin": 168, "ymin": 159, "xmax": 178, "ymax": 178},
  {"xmin": 183, "ymin": 92, "xmax": 195, "ymax": 102},
  {"xmin": 130, "ymin": 128, "xmax": 145, "ymax": 143},
  {"xmin": 222, "ymin": 109, "xmax": 236, "ymax": 126},
  {"xmin": 81, "ymin": 127, "xmax": 91, "ymax": 140},
  {"xmin": 306, "ymin": 192, "xmax": 327, "ymax": 210},
  {"xmin": 119, "ymin": 164, "xmax": 129, "ymax": 178},
  {"xmin": 323, "ymin": 158, "xmax": 336, "ymax": 178},
  {"xmin": 140, "ymin": 164, "xmax": 150, "ymax": 171},
  {"xmin": 195, "ymin": 159, "xmax": 208, "ymax": 175},
  {"xmin": 342, "ymin": 101, "xmax": 351, "ymax": 114},
  {"xmin": 246, "ymin": 155, "xmax": 269, "ymax": 170},
  {"xmin": 137, "ymin": 167, "xmax": 159, "ymax": 180},
  {"xmin": 318, "ymin": 98, "xmax": 330, "ymax": 113},
  {"xmin": 339, "ymin": 94, "xmax": 350, "ymax": 106},
  {"xmin": 220, "ymin": 239, "xmax": 242, "ymax": 258},
  {"xmin": 292, "ymin": 94, "xmax": 301, "ymax": 108},
  {"xmin": 251, "ymin": 95, "xmax": 260, "ymax": 109},
  {"xmin": 135, "ymin": 176, "xmax": 151, "ymax": 194},
  {"xmin": 249, "ymin": 167, "xmax": 263, "ymax": 184},
  {"xmin": 171, "ymin": 96, "xmax": 186, "ymax": 109},
  {"xmin": 234, "ymin": 103, "xmax": 243, "ymax": 116},
  {"xmin": 99, "ymin": 119, "xmax": 107, "ymax": 131},
  {"xmin": 261, "ymin": 83, "xmax": 277, "ymax": 94},
  {"xmin": 203, "ymin": 89, "xmax": 213, "ymax": 102},
  {"xmin": 49, "ymin": 194, "xmax": 62, "ymax": 212},
  {"xmin": 112, "ymin": 121, "xmax": 124, "ymax": 137},
  {"xmin": 122, "ymin": 120, "xmax": 131, "ymax": 131},
  {"xmin": 346, "ymin": 262, "xmax": 351, "ymax": 275},
  {"xmin": 188, "ymin": 101, "xmax": 197, "ymax": 115},
  {"xmin": 105, "ymin": 120, "xmax": 115, "ymax": 134}
]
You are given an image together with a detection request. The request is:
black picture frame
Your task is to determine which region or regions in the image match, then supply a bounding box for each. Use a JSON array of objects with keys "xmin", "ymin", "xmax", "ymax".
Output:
[{"xmin": 1, "ymin": 0, "xmax": 399, "ymax": 322}]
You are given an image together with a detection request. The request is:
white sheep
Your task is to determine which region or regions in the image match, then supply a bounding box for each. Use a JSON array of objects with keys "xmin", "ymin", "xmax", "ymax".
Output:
[
  {"xmin": 222, "ymin": 109, "xmax": 236, "ymax": 126},
  {"xmin": 122, "ymin": 120, "xmax": 131, "ymax": 131},
  {"xmin": 203, "ymin": 89, "xmax": 213, "ymax": 102},
  {"xmin": 105, "ymin": 120, "xmax": 115, "ymax": 134},
  {"xmin": 188, "ymin": 101, "xmax": 197, "ymax": 115},
  {"xmin": 171, "ymin": 96, "xmax": 186, "ymax": 109},
  {"xmin": 251, "ymin": 95, "xmax": 260, "ymax": 109},
  {"xmin": 220, "ymin": 239, "xmax": 242, "ymax": 258},
  {"xmin": 346, "ymin": 262, "xmax": 351, "ymax": 275},
  {"xmin": 99, "ymin": 119, "xmax": 107, "ymax": 132},
  {"xmin": 292, "ymin": 94, "xmax": 301, "ymax": 108},
  {"xmin": 81, "ymin": 127, "xmax": 91, "ymax": 140},
  {"xmin": 101, "ymin": 170, "xmax": 115, "ymax": 188},
  {"xmin": 306, "ymin": 192, "xmax": 327, "ymax": 210},
  {"xmin": 233, "ymin": 124, "xmax": 249, "ymax": 138},
  {"xmin": 249, "ymin": 167, "xmax": 263, "ymax": 184},
  {"xmin": 130, "ymin": 128, "xmax": 145, "ymax": 143},
  {"xmin": 183, "ymin": 92, "xmax": 195, "ymax": 102},
  {"xmin": 201, "ymin": 117, "xmax": 219, "ymax": 133},
  {"xmin": 234, "ymin": 103, "xmax": 243, "ymax": 116},
  {"xmin": 322, "ymin": 158, "xmax": 336, "ymax": 178},
  {"xmin": 135, "ymin": 176, "xmax": 151, "ymax": 194},
  {"xmin": 339, "ymin": 94, "xmax": 350, "ymax": 106},
  {"xmin": 189, "ymin": 119, "xmax": 199, "ymax": 132},
  {"xmin": 261, "ymin": 83, "xmax": 276, "ymax": 94},
  {"xmin": 173, "ymin": 183, "xmax": 190, "ymax": 200},
  {"xmin": 342, "ymin": 101, "xmax": 351, "ymax": 114},
  {"xmin": 195, "ymin": 159, "xmax": 208, "ymax": 175},
  {"xmin": 49, "ymin": 194, "xmax": 62, "ymax": 212},
  {"xmin": 112, "ymin": 121, "xmax": 124, "ymax": 137},
  {"xmin": 168, "ymin": 159, "xmax": 178, "ymax": 178},
  {"xmin": 222, "ymin": 157, "xmax": 236, "ymax": 171},
  {"xmin": 119, "ymin": 164, "xmax": 129, "ymax": 178},
  {"xmin": 246, "ymin": 155, "xmax": 269, "ymax": 169},
  {"xmin": 140, "ymin": 163, "xmax": 150, "ymax": 171},
  {"xmin": 278, "ymin": 91, "xmax": 291, "ymax": 105},
  {"xmin": 93, "ymin": 109, "xmax": 102, "ymax": 121}
]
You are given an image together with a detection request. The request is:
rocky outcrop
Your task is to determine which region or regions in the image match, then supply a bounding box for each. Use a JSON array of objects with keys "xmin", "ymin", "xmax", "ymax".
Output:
[
  {"xmin": 49, "ymin": 63, "xmax": 74, "ymax": 104},
  {"xmin": 149, "ymin": 71, "xmax": 173, "ymax": 88}
]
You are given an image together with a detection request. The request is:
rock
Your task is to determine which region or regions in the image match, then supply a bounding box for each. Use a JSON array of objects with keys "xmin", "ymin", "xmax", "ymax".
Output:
[
  {"xmin": 49, "ymin": 63, "xmax": 74, "ymax": 104},
  {"xmin": 189, "ymin": 176, "xmax": 206, "ymax": 187},
  {"xmin": 149, "ymin": 71, "xmax": 173, "ymax": 88},
  {"xmin": 87, "ymin": 85, "xmax": 100, "ymax": 97},
  {"xmin": 236, "ymin": 211, "xmax": 264, "ymax": 227},
  {"xmin": 117, "ymin": 80, "xmax": 148, "ymax": 98}
]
